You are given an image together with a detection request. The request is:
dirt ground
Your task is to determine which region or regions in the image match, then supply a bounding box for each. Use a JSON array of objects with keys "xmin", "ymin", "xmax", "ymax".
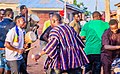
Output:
[
  {"xmin": 27, "ymin": 40, "xmax": 47, "ymax": 74},
  {"xmin": 27, "ymin": 40, "xmax": 104, "ymax": 74}
]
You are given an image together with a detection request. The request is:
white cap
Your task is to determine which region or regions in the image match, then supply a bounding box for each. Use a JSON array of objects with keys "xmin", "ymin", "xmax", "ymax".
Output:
[{"xmin": 30, "ymin": 14, "xmax": 40, "ymax": 22}]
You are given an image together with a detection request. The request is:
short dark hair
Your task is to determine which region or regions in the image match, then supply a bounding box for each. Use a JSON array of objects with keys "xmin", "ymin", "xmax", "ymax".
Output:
[
  {"xmin": 15, "ymin": 15, "xmax": 23, "ymax": 23},
  {"xmin": 109, "ymin": 19, "xmax": 118, "ymax": 25},
  {"xmin": 92, "ymin": 11, "xmax": 101, "ymax": 18},
  {"xmin": 4, "ymin": 8, "xmax": 13, "ymax": 17},
  {"xmin": 0, "ymin": 9, "xmax": 5, "ymax": 14},
  {"xmin": 49, "ymin": 12, "xmax": 54, "ymax": 18},
  {"xmin": 0, "ymin": 9, "xmax": 4, "ymax": 12},
  {"xmin": 73, "ymin": 12, "xmax": 79, "ymax": 17},
  {"xmin": 20, "ymin": 5, "xmax": 27, "ymax": 11},
  {"xmin": 53, "ymin": 13, "xmax": 62, "ymax": 23}
]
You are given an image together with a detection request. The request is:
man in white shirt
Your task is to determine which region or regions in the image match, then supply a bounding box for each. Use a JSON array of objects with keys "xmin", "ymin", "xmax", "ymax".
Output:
[{"xmin": 4, "ymin": 15, "xmax": 28, "ymax": 74}]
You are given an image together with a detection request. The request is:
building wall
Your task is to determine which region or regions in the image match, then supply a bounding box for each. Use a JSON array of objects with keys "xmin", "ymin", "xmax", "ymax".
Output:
[
  {"xmin": 0, "ymin": 4, "xmax": 49, "ymax": 34},
  {"xmin": 31, "ymin": 11, "xmax": 59, "ymax": 34},
  {"xmin": 32, "ymin": 9, "xmax": 83, "ymax": 34},
  {"xmin": 31, "ymin": 11, "xmax": 50, "ymax": 34},
  {"xmin": 0, "ymin": 3, "xmax": 82, "ymax": 34}
]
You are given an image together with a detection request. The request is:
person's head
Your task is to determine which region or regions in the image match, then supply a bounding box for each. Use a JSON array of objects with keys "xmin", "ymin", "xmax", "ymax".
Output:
[
  {"xmin": 49, "ymin": 12, "xmax": 54, "ymax": 19},
  {"xmin": 92, "ymin": 11, "xmax": 102, "ymax": 20},
  {"xmin": 5, "ymin": 8, "xmax": 14, "ymax": 19},
  {"xmin": 73, "ymin": 12, "xmax": 80, "ymax": 22},
  {"xmin": 20, "ymin": 5, "xmax": 28, "ymax": 15},
  {"xmin": 0, "ymin": 9, "xmax": 5, "ymax": 21},
  {"xmin": 78, "ymin": 13, "xmax": 82, "ymax": 20},
  {"xmin": 15, "ymin": 15, "xmax": 26, "ymax": 29},
  {"xmin": 49, "ymin": 12, "xmax": 54, "ymax": 25},
  {"xmin": 30, "ymin": 14, "xmax": 40, "ymax": 25},
  {"xmin": 51, "ymin": 13, "xmax": 62, "ymax": 27},
  {"xmin": 109, "ymin": 19, "xmax": 119, "ymax": 33}
]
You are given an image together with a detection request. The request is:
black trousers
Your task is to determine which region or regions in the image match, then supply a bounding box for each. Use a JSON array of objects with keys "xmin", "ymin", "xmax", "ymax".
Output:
[
  {"xmin": 85, "ymin": 54, "xmax": 101, "ymax": 74},
  {"xmin": 23, "ymin": 43, "xmax": 31, "ymax": 65}
]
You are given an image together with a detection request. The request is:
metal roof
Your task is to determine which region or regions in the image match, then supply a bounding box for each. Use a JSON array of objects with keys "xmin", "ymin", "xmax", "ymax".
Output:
[
  {"xmin": 19, "ymin": 0, "xmax": 63, "ymax": 9},
  {"xmin": 66, "ymin": 3, "xmax": 83, "ymax": 12},
  {"xmin": 115, "ymin": 2, "xmax": 120, "ymax": 7},
  {"xmin": 0, "ymin": 0, "xmax": 19, "ymax": 4},
  {"xmin": 0, "ymin": 0, "xmax": 83, "ymax": 12}
]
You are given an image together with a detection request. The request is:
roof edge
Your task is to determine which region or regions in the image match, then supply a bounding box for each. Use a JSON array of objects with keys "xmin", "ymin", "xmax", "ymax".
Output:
[{"xmin": 115, "ymin": 2, "xmax": 120, "ymax": 6}]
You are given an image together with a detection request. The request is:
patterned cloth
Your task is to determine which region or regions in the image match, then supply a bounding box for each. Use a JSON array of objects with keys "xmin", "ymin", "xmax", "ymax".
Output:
[
  {"xmin": 111, "ymin": 58, "xmax": 120, "ymax": 74},
  {"xmin": 43, "ymin": 24, "xmax": 89, "ymax": 71}
]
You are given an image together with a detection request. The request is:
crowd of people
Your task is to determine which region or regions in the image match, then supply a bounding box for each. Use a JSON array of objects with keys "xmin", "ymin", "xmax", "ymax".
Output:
[
  {"xmin": 0, "ymin": 5, "xmax": 39, "ymax": 74},
  {"xmin": 0, "ymin": 4, "xmax": 120, "ymax": 74},
  {"xmin": 39, "ymin": 10, "xmax": 120, "ymax": 74}
]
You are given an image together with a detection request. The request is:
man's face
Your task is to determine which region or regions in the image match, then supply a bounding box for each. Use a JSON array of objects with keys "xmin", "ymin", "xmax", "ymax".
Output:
[
  {"xmin": 51, "ymin": 16, "xmax": 58, "ymax": 27},
  {"xmin": 93, "ymin": 14, "xmax": 101, "ymax": 20},
  {"xmin": 74, "ymin": 14, "xmax": 80, "ymax": 22},
  {"xmin": 21, "ymin": 7, "xmax": 28, "ymax": 15},
  {"xmin": 18, "ymin": 17, "xmax": 26, "ymax": 28},
  {"xmin": 110, "ymin": 24, "xmax": 118, "ymax": 33},
  {"xmin": 0, "ymin": 10, "xmax": 5, "ymax": 20}
]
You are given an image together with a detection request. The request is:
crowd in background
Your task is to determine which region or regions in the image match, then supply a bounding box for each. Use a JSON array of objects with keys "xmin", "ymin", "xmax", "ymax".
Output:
[{"xmin": 0, "ymin": 4, "xmax": 120, "ymax": 74}]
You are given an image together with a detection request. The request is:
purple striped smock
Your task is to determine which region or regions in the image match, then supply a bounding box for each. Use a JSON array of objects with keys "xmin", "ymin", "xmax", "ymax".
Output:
[{"xmin": 43, "ymin": 24, "xmax": 89, "ymax": 71}]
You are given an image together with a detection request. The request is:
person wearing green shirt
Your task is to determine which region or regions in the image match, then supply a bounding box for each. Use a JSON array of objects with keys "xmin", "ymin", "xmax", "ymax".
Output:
[{"xmin": 80, "ymin": 11, "xmax": 109, "ymax": 74}]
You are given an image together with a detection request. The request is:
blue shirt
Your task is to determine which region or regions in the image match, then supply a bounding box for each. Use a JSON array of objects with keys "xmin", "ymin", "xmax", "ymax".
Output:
[{"xmin": 0, "ymin": 18, "xmax": 15, "ymax": 54}]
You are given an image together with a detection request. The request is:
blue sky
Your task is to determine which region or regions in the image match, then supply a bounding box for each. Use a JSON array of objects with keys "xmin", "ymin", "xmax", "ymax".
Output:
[{"xmin": 77, "ymin": 0, "xmax": 120, "ymax": 12}]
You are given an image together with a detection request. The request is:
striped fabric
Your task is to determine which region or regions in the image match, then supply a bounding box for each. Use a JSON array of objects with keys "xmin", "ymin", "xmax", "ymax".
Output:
[{"xmin": 43, "ymin": 24, "xmax": 89, "ymax": 71}]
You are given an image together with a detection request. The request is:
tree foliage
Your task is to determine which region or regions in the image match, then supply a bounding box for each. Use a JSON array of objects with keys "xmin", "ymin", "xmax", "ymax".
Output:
[
  {"xmin": 73, "ymin": 2, "xmax": 91, "ymax": 16},
  {"xmin": 73, "ymin": 0, "xmax": 77, "ymax": 5}
]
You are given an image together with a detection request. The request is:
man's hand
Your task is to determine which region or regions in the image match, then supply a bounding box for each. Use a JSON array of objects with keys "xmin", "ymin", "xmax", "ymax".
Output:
[
  {"xmin": 24, "ymin": 44, "xmax": 29, "ymax": 49},
  {"xmin": 32, "ymin": 54, "xmax": 41, "ymax": 62},
  {"xmin": 16, "ymin": 49, "xmax": 25, "ymax": 54}
]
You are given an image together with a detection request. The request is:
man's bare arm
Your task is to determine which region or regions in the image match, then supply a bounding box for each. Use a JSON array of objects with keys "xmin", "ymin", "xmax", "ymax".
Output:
[
  {"xmin": 104, "ymin": 45, "xmax": 120, "ymax": 50},
  {"xmin": 4, "ymin": 42, "xmax": 24, "ymax": 54}
]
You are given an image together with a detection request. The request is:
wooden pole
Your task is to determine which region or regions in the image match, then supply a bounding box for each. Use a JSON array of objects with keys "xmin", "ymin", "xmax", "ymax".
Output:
[{"xmin": 104, "ymin": 0, "xmax": 110, "ymax": 22}]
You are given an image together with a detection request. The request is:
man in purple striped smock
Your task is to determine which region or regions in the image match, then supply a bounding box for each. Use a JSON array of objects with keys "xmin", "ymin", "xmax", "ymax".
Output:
[{"xmin": 33, "ymin": 14, "xmax": 89, "ymax": 74}]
